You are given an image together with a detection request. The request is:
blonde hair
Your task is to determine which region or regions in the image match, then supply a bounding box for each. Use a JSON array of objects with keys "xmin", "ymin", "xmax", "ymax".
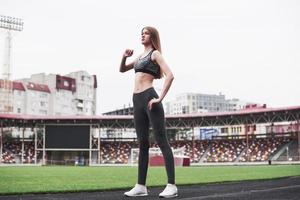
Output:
[{"xmin": 142, "ymin": 26, "xmax": 164, "ymax": 79}]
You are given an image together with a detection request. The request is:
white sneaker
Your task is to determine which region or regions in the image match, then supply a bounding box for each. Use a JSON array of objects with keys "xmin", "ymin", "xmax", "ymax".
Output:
[
  {"xmin": 159, "ymin": 184, "xmax": 178, "ymax": 198},
  {"xmin": 124, "ymin": 183, "xmax": 148, "ymax": 197}
]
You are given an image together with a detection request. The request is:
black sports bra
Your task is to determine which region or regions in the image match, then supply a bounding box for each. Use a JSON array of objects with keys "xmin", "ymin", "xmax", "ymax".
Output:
[{"xmin": 134, "ymin": 50, "xmax": 161, "ymax": 79}]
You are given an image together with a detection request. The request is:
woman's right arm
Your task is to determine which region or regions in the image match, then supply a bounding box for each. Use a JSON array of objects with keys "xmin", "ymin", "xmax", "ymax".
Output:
[{"xmin": 119, "ymin": 49, "xmax": 136, "ymax": 73}]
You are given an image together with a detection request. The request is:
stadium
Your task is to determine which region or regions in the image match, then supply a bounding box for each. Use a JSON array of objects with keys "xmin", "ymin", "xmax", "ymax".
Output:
[
  {"xmin": 0, "ymin": 106, "xmax": 300, "ymax": 199},
  {"xmin": 1, "ymin": 1, "xmax": 300, "ymax": 199}
]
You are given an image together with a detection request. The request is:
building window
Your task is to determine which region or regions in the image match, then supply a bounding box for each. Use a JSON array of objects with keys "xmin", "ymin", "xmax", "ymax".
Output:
[
  {"xmin": 32, "ymin": 102, "xmax": 37, "ymax": 107},
  {"xmin": 221, "ymin": 128, "xmax": 228, "ymax": 133},
  {"xmin": 17, "ymin": 108, "xmax": 21, "ymax": 113},
  {"xmin": 64, "ymin": 81, "xmax": 69, "ymax": 87},
  {"xmin": 39, "ymin": 110, "xmax": 47, "ymax": 114},
  {"xmin": 40, "ymin": 93, "xmax": 47, "ymax": 98}
]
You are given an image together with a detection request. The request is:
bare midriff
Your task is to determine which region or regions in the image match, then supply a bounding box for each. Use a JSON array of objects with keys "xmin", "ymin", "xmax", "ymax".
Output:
[{"xmin": 133, "ymin": 72, "xmax": 154, "ymax": 94}]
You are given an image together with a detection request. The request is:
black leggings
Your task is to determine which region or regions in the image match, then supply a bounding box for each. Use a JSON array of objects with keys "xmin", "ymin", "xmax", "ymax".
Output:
[{"xmin": 133, "ymin": 87, "xmax": 175, "ymax": 185}]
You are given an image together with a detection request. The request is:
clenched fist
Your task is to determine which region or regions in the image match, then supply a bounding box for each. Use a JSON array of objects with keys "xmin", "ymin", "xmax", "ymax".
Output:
[{"xmin": 123, "ymin": 49, "xmax": 134, "ymax": 58}]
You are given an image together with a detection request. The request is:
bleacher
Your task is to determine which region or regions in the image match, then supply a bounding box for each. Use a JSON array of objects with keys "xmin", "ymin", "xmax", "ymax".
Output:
[
  {"xmin": 239, "ymin": 137, "xmax": 292, "ymax": 162},
  {"xmin": 1, "ymin": 141, "xmax": 38, "ymax": 164},
  {"xmin": 1, "ymin": 135, "xmax": 298, "ymax": 164},
  {"xmin": 97, "ymin": 136, "xmax": 296, "ymax": 164}
]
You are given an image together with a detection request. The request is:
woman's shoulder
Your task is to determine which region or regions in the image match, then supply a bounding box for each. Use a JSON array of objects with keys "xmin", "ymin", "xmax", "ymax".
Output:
[
  {"xmin": 151, "ymin": 49, "xmax": 161, "ymax": 59},
  {"xmin": 152, "ymin": 49, "xmax": 160, "ymax": 55}
]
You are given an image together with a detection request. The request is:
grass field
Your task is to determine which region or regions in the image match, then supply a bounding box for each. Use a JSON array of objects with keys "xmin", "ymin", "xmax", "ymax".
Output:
[{"xmin": 0, "ymin": 165, "xmax": 300, "ymax": 195}]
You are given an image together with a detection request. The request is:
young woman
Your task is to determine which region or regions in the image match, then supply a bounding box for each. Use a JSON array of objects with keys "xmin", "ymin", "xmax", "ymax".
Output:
[{"xmin": 120, "ymin": 26, "xmax": 178, "ymax": 198}]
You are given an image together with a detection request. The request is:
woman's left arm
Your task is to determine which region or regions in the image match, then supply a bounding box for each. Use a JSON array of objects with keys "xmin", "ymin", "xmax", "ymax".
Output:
[{"xmin": 148, "ymin": 50, "xmax": 174, "ymax": 110}]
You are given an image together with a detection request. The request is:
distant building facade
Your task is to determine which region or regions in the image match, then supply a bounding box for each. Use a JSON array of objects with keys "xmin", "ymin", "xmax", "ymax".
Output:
[
  {"xmin": 0, "ymin": 71, "xmax": 97, "ymax": 116},
  {"xmin": 103, "ymin": 105, "xmax": 134, "ymax": 115},
  {"xmin": 165, "ymin": 92, "xmax": 256, "ymax": 115}
]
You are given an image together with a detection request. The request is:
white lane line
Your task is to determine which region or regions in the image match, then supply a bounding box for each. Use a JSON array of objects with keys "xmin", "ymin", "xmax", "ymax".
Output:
[{"xmin": 179, "ymin": 184, "xmax": 300, "ymax": 200}]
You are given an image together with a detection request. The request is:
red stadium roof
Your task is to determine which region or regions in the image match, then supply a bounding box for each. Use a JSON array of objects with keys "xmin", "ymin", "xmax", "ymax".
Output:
[
  {"xmin": 166, "ymin": 105, "xmax": 300, "ymax": 118},
  {"xmin": 0, "ymin": 105, "xmax": 300, "ymax": 121}
]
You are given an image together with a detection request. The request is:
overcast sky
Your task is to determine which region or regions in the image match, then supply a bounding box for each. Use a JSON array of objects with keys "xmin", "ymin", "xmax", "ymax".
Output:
[{"xmin": 0, "ymin": 0, "xmax": 299, "ymax": 114}]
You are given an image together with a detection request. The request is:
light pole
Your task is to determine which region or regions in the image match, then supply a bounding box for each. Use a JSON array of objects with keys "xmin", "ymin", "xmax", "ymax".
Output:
[
  {"xmin": 0, "ymin": 15, "xmax": 24, "ymax": 113},
  {"xmin": 286, "ymin": 146, "xmax": 289, "ymax": 161}
]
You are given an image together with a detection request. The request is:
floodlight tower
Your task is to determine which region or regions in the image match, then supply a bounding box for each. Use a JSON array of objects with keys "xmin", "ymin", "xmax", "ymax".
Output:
[{"xmin": 0, "ymin": 15, "xmax": 24, "ymax": 113}]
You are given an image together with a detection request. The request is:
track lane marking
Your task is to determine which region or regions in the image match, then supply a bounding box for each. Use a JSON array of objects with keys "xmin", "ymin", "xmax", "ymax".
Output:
[{"xmin": 180, "ymin": 184, "xmax": 300, "ymax": 200}]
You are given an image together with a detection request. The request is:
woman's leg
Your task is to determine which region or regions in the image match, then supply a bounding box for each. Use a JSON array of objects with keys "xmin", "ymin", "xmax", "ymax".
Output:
[
  {"xmin": 147, "ymin": 102, "xmax": 175, "ymax": 184},
  {"xmin": 133, "ymin": 106, "xmax": 150, "ymax": 185}
]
